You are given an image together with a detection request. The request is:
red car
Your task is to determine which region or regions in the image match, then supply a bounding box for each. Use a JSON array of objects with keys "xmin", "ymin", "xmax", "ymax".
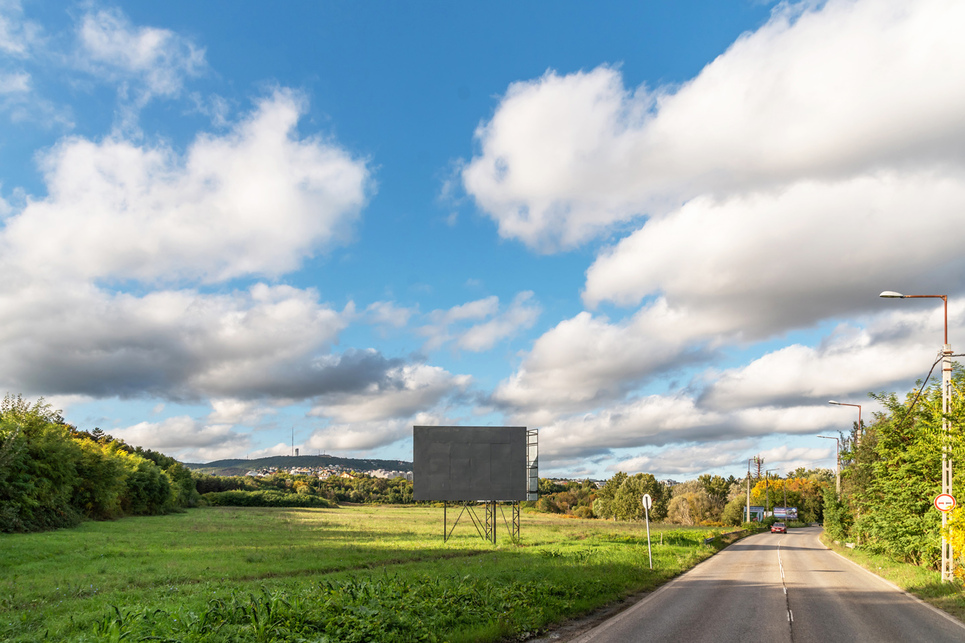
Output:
[{"xmin": 770, "ymin": 522, "xmax": 787, "ymax": 533}]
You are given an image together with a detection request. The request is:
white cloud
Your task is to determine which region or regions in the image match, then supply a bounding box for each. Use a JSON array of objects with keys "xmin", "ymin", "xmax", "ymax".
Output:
[
  {"xmin": 77, "ymin": 8, "xmax": 205, "ymax": 102},
  {"xmin": 0, "ymin": 281, "xmax": 349, "ymax": 400},
  {"xmin": 366, "ymin": 301, "xmax": 417, "ymax": 329},
  {"xmin": 206, "ymin": 399, "xmax": 276, "ymax": 425},
  {"xmin": 611, "ymin": 441, "xmax": 755, "ymax": 477},
  {"xmin": 419, "ymin": 293, "xmax": 540, "ymax": 353},
  {"xmin": 440, "ymin": 296, "xmax": 499, "ymax": 323},
  {"xmin": 0, "ymin": 71, "xmax": 28, "ymax": 93},
  {"xmin": 310, "ymin": 364, "xmax": 470, "ymax": 423},
  {"xmin": 492, "ymin": 300, "xmax": 719, "ymax": 415},
  {"xmin": 0, "ymin": 1, "xmax": 41, "ymax": 57},
  {"xmin": 700, "ymin": 306, "xmax": 957, "ymax": 411},
  {"xmin": 306, "ymin": 418, "xmax": 411, "ymax": 452},
  {"xmin": 530, "ymin": 394, "xmax": 854, "ymax": 466},
  {"xmin": 610, "ymin": 441, "xmax": 833, "ymax": 479},
  {"xmin": 535, "ymin": 395, "xmax": 726, "ymax": 459},
  {"xmin": 457, "ymin": 291, "xmax": 541, "ymax": 352},
  {"xmin": 583, "ymin": 172, "xmax": 965, "ymax": 337},
  {"xmin": 307, "ymin": 411, "xmax": 442, "ymax": 452},
  {"xmin": 463, "ymin": 0, "xmax": 965, "ymax": 251},
  {"xmin": 756, "ymin": 444, "xmax": 836, "ymax": 475},
  {"xmin": 112, "ymin": 415, "xmax": 243, "ymax": 461},
  {"xmin": 1, "ymin": 89, "xmax": 370, "ymax": 285}
]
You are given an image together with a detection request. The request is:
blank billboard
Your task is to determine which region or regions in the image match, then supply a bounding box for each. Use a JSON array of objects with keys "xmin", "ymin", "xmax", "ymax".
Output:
[{"xmin": 413, "ymin": 426, "xmax": 527, "ymax": 501}]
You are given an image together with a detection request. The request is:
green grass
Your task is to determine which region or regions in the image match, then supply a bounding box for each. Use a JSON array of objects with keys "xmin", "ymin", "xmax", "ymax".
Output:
[
  {"xmin": 1, "ymin": 506, "xmax": 728, "ymax": 642},
  {"xmin": 820, "ymin": 533, "xmax": 965, "ymax": 623}
]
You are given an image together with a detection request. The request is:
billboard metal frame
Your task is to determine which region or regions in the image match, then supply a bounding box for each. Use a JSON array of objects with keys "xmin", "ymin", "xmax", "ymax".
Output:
[
  {"xmin": 414, "ymin": 425, "xmax": 535, "ymax": 544},
  {"xmin": 443, "ymin": 500, "xmax": 520, "ymax": 544}
]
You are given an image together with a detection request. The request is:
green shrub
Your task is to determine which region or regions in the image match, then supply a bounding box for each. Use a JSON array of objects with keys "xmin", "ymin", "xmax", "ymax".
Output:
[{"xmin": 202, "ymin": 490, "xmax": 336, "ymax": 508}]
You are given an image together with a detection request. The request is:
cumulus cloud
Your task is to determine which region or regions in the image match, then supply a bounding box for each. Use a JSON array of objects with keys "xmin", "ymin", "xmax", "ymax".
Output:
[
  {"xmin": 463, "ymin": 0, "xmax": 965, "ymax": 251},
  {"xmin": 531, "ymin": 393, "xmax": 848, "ymax": 470},
  {"xmin": 365, "ymin": 301, "xmax": 417, "ymax": 329},
  {"xmin": 700, "ymin": 305, "xmax": 959, "ymax": 411},
  {"xmin": 0, "ymin": 282, "xmax": 348, "ymax": 400},
  {"xmin": 492, "ymin": 299, "xmax": 720, "ymax": 416},
  {"xmin": 310, "ymin": 363, "xmax": 470, "ymax": 423},
  {"xmin": 481, "ymin": 0, "xmax": 965, "ymax": 450},
  {"xmin": 307, "ymin": 411, "xmax": 442, "ymax": 452},
  {"xmin": 112, "ymin": 415, "xmax": 244, "ymax": 462},
  {"xmin": 536, "ymin": 395, "xmax": 727, "ymax": 459},
  {"xmin": 206, "ymin": 399, "xmax": 277, "ymax": 425},
  {"xmin": 611, "ymin": 441, "xmax": 756, "ymax": 477},
  {"xmin": 419, "ymin": 292, "xmax": 540, "ymax": 353},
  {"xmin": 306, "ymin": 418, "xmax": 411, "ymax": 452},
  {"xmin": 457, "ymin": 291, "xmax": 541, "ymax": 352},
  {"xmin": 1, "ymin": 90, "xmax": 370, "ymax": 285},
  {"xmin": 583, "ymin": 172, "xmax": 965, "ymax": 336},
  {"xmin": 610, "ymin": 441, "xmax": 833, "ymax": 478},
  {"xmin": 76, "ymin": 7, "xmax": 205, "ymax": 118}
]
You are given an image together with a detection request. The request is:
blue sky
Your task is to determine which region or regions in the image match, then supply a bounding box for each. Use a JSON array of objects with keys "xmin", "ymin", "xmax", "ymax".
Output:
[{"xmin": 2, "ymin": 0, "xmax": 964, "ymax": 480}]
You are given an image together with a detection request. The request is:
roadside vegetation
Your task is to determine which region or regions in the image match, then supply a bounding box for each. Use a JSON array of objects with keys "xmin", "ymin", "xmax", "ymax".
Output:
[
  {"xmin": 822, "ymin": 369, "xmax": 965, "ymax": 580},
  {"xmin": 1, "ymin": 505, "xmax": 732, "ymax": 642},
  {"xmin": 194, "ymin": 469, "xmax": 413, "ymax": 506},
  {"xmin": 0, "ymin": 395, "xmax": 198, "ymax": 533},
  {"xmin": 534, "ymin": 470, "xmax": 829, "ymax": 527}
]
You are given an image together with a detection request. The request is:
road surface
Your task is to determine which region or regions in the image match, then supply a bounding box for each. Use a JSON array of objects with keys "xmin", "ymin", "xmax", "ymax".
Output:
[{"xmin": 572, "ymin": 526, "xmax": 965, "ymax": 643}]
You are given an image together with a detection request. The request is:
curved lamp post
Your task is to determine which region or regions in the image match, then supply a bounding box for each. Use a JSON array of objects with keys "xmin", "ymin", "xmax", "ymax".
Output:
[
  {"xmin": 880, "ymin": 290, "xmax": 954, "ymax": 582},
  {"xmin": 829, "ymin": 400, "xmax": 862, "ymax": 448}
]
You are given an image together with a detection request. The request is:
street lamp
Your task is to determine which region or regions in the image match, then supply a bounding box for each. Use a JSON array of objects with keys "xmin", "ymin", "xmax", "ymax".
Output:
[
  {"xmin": 829, "ymin": 400, "xmax": 862, "ymax": 448},
  {"xmin": 818, "ymin": 435, "xmax": 841, "ymax": 494},
  {"xmin": 880, "ymin": 290, "xmax": 954, "ymax": 582}
]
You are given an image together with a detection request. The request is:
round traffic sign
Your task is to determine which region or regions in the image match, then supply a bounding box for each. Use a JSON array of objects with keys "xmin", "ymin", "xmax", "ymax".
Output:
[
  {"xmin": 935, "ymin": 493, "xmax": 956, "ymax": 512},
  {"xmin": 642, "ymin": 493, "xmax": 653, "ymax": 510}
]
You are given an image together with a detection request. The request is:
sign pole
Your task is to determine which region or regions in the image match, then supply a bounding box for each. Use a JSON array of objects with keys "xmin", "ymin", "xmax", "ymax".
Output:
[{"xmin": 643, "ymin": 493, "xmax": 653, "ymax": 570}]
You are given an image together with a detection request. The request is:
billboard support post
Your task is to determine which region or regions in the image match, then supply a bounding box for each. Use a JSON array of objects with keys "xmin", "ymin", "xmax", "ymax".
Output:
[{"xmin": 415, "ymin": 426, "xmax": 533, "ymax": 545}]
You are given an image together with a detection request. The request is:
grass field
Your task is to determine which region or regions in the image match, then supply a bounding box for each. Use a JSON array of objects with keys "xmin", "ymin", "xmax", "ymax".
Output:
[{"xmin": 0, "ymin": 506, "xmax": 728, "ymax": 642}]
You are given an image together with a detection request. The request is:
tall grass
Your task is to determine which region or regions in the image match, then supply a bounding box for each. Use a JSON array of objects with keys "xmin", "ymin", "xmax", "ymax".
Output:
[{"xmin": 1, "ymin": 506, "xmax": 727, "ymax": 641}]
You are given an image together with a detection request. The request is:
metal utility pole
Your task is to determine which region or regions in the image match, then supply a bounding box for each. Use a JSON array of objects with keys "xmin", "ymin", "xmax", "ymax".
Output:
[
  {"xmin": 746, "ymin": 458, "xmax": 752, "ymax": 523},
  {"xmin": 880, "ymin": 291, "xmax": 954, "ymax": 582},
  {"xmin": 783, "ymin": 475, "xmax": 787, "ymax": 515}
]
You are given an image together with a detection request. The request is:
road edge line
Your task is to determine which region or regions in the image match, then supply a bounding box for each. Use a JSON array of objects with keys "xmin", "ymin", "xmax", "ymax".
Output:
[
  {"xmin": 569, "ymin": 534, "xmax": 760, "ymax": 643},
  {"xmin": 819, "ymin": 533, "xmax": 965, "ymax": 632}
]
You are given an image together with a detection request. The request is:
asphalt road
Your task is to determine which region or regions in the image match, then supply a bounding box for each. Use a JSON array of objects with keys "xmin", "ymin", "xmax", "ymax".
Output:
[{"xmin": 571, "ymin": 527, "xmax": 965, "ymax": 643}]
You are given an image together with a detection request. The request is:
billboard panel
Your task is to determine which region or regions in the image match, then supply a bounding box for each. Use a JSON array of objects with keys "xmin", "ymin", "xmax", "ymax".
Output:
[
  {"xmin": 773, "ymin": 507, "xmax": 798, "ymax": 520},
  {"xmin": 413, "ymin": 426, "xmax": 527, "ymax": 501}
]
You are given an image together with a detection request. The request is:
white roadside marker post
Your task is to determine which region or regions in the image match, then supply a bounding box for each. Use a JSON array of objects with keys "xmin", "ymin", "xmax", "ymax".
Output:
[{"xmin": 643, "ymin": 493, "xmax": 653, "ymax": 570}]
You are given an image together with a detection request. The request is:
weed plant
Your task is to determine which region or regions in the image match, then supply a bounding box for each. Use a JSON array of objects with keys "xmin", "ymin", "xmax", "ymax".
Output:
[{"xmin": 1, "ymin": 506, "xmax": 727, "ymax": 642}]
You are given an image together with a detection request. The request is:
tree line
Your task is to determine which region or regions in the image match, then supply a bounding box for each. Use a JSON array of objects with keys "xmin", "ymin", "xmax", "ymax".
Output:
[
  {"xmin": 533, "ymin": 470, "xmax": 829, "ymax": 526},
  {"xmin": 0, "ymin": 395, "xmax": 199, "ymax": 532},
  {"xmin": 823, "ymin": 369, "xmax": 965, "ymax": 576},
  {"xmin": 194, "ymin": 470, "xmax": 413, "ymax": 505}
]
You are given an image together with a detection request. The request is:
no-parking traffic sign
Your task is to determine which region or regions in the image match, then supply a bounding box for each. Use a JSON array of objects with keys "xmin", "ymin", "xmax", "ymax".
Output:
[{"xmin": 934, "ymin": 493, "xmax": 956, "ymax": 512}]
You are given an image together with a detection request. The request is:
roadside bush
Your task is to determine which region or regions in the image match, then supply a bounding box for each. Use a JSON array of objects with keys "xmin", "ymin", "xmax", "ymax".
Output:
[
  {"xmin": 202, "ymin": 490, "xmax": 336, "ymax": 508},
  {"xmin": 0, "ymin": 394, "xmax": 196, "ymax": 533}
]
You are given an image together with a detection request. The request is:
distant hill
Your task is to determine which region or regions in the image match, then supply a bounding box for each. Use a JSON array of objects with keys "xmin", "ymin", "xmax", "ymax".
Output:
[{"xmin": 184, "ymin": 454, "xmax": 412, "ymax": 477}]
